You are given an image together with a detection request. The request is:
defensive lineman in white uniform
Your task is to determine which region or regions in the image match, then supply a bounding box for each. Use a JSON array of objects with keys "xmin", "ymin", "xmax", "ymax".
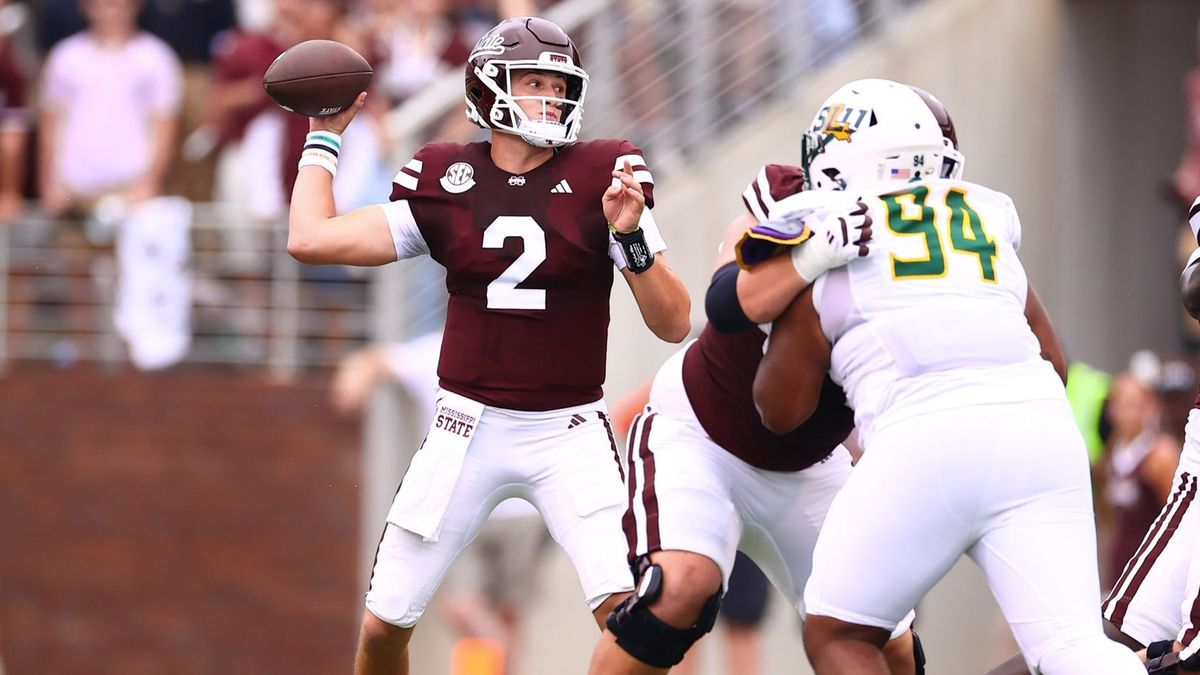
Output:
[{"xmin": 752, "ymin": 79, "xmax": 1146, "ymax": 675}]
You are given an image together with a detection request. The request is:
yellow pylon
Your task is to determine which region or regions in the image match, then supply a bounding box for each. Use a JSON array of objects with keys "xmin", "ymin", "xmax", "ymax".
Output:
[{"xmin": 450, "ymin": 637, "xmax": 506, "ymax": 675}]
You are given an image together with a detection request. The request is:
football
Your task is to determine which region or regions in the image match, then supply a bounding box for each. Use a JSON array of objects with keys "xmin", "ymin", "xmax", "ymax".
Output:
[{"xmin": 263, "ymin": 39, "xmax": 373, "ymax": 117}]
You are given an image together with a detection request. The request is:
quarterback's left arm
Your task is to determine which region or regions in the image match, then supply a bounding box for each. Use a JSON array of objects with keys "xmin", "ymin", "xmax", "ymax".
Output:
[
  {"xmin": 605, "ymin": 160, "xmax": 690, "ymax": 343},
  {"xmin": 1024, "ymin": 284, "xmax": 1067, "ymax": 385},
  {"xmin": 753, "ymin": 287, "xmax": 831, "ymax": 434},
  {"xmin": 620, "ymin": 256, "xmax": 690, "ymax": 343}
]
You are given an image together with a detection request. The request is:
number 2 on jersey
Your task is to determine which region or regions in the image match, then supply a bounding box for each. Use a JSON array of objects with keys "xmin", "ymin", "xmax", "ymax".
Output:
[
  {"xmin": 883, "ymin": 185, "xmax": 997, "ymax": 282},
  {"xmin": 483, "ymin": 216, "xmax": 546, "ymax": 310}
]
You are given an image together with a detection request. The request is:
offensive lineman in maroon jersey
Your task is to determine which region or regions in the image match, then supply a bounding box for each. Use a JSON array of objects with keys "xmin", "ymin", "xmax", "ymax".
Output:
[
  {"xmin": 586, "ymin": 165, "xmax": 926, "ymax": 673},
  {"xmin": 287, "ymin": 17, "xmax": 690, "ymax": 675}
]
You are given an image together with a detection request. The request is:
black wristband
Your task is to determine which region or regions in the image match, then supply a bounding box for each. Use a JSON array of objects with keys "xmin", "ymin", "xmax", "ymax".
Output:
[{"xmin": 614, "ymin": 228, "xmax": 655, "ymax": 274}]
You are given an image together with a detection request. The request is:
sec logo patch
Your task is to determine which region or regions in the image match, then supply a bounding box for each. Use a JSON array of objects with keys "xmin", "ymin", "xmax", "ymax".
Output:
[{"xmin": 440, "ymin": 162, "xmax": 476, "ymax": 194}]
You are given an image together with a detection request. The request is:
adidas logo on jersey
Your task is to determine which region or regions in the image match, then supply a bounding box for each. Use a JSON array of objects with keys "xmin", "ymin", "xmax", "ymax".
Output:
[{"xmin": 550, "ymin": 179, "xmax": 573, "ymax": 194}]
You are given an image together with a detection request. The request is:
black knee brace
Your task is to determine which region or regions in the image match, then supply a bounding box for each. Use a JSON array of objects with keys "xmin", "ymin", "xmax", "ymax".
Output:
[
  {"xmin": 1147, "ymin": 641, "xmax": 1183, "ymax": 674},
  {"xmin": 606, "ymin": 558, "xmax": 722, "ymax": 668}
]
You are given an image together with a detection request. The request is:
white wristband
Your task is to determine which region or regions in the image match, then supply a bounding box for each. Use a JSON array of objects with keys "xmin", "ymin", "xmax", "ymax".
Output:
[
  {"xmin": 299, "ymin": 131, "xmax": 342, "ymax": 177},
  {"xmin": 299, "ymin": 149, "xmax": 338, "ymax": 177}
]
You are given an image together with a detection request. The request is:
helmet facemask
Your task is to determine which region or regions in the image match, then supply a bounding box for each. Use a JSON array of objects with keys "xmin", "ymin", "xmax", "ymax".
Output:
[{"xmin": 470, "ymin": 59, "xmax": 588, "ymax": 148}]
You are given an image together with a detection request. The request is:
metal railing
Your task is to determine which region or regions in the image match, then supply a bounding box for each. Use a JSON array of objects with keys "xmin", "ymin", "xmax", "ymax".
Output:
[
  {"xmin": 0, "ymin": 203, "xmax": 445, "ymax": 377},
  {"xmin": 0, "ymin": 0, "xmax": 928, "ymax": 376},
  {"xmin": 383, "ymin": 0, "xmax": 924, "ymax": 171}
]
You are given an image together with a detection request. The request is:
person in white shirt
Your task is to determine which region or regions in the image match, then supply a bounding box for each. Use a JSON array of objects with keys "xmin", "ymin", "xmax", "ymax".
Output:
[{"xmin": 38, "ymin": 0, "xmax": 182, "ymax": 216}]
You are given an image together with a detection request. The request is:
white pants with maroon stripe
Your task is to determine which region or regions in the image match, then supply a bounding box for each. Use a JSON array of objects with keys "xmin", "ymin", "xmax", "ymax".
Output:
[
  {"xmin": 805, "ymin": 400, "xmax": 1144, "ymax": 674},
  {"xmin": 364, "ymin": 394, "xmax": 634, "ymax": 627},
  {"xmin": 625, "ymin": 348, "xmax": 912, "ymax": 636},
  {"xmin": 1103, "ymin": 408, "xmax": 1200, "ymax": 660}
]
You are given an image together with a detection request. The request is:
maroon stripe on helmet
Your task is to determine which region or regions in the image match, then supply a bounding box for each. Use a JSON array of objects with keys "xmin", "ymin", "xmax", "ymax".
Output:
[
  {"xmin": 1107, "ymin": 473, "xmax": 1197, "ymax": 626},
  {"xmin": 620, "ymin": 413, "xmax": 644, "ymax": 562},
  {"xmin": 597, "ymin": 411, "xmax": 624, "ymax": 482},
  {"xmin": 637, "ymin": 413, "xmax": 661, "ymax": 552}
]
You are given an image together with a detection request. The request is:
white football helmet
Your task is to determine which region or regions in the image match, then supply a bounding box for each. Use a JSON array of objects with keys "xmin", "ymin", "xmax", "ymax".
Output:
[
  {"xmin": 464, "ymin": 17, "xmax": 589, "ymax": 148},
  {"xmin": 802, "ymin": 79, "xmax": 965, "ymax": 192}
]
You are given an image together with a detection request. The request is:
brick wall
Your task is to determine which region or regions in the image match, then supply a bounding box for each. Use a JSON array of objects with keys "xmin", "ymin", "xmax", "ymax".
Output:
[{"xmin": 0, "ymin": 365, "xmax": 363, "ymax": 674}]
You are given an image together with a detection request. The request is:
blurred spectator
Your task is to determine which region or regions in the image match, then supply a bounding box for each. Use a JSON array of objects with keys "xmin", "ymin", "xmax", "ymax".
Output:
[
  {"xmin": 38, "ymin": 0, "xmax": 183, "ymax": 217},
  {"xmin": 331, "ymin": 332, "xmax": 552, "ymax": 675},
  {"xmin": 1098, "ymin": 355, "xmax": 1183, "ymax": 589},
  {"xmin": 368, "ymin": 0, "xmax": 472, "ymax": 108},
  {"xmin": 0, "ymin": 0, "xmax": 30, "ymax": 223},
  {"xmin": 1171, "ymin": 19, "xmax": 1200, "ymax": 212}
]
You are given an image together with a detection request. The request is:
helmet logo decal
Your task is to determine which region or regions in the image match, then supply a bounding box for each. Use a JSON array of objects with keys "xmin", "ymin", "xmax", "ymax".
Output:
[
  {"xmin": 470, "ymin": 34, "xmax": 506, "ymax": 60},
  {"xmin": 812, "ymin": 103, "xmax": 870, "ymax": 142},
  {"xmin": 440, "ymin": 162, "xmax": 477, "ymax": 194}
]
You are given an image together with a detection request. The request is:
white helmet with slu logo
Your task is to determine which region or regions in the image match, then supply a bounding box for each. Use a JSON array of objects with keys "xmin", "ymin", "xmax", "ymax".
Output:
[{"xmin": 802, "ymin": 79, "xmax": 965, "ymax": 191}]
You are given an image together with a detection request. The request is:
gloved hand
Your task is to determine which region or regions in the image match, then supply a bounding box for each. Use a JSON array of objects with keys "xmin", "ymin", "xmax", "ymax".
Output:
[{"xmin": 788, "ymin": 198, "xmax": 873, "ymax": 283}]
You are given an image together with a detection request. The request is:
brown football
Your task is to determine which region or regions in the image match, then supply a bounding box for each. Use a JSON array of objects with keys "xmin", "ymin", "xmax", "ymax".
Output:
[{"xmin": 263, "ymin": 39, "xmax": 372, "ymax": 117}]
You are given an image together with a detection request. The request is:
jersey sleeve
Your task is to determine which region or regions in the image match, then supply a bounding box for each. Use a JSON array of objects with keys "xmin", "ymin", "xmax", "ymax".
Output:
[
  {"xmin": 379, "ymin": 145, "xmax": 433, "ymax": 260},
  {"xmin": 611, "ymin": 139, "xmax": 656, "ymax": 209},
  {"xmin": 608, "ymin": 140, "xmax": 665, "ymax": 269},
  {"xmin": 742, "ymin": 164, "xmax": 806, "ymax": 222}
]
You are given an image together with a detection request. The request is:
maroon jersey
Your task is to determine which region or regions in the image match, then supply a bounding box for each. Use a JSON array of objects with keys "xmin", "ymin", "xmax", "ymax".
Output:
[
  {"xmin": 0, "ymin": 38, "xmax": 28, "ymax": 130},
  {"xmin": 389, "ymin": 139, "xmax": 655, "ymax": 411},
  {"xmin": 682, "ymin": 161, "xmax": 850, "ymax": 472},
  {"xmin": 682, "ymin": 324, "xmax": 853, "ymax": 472}
]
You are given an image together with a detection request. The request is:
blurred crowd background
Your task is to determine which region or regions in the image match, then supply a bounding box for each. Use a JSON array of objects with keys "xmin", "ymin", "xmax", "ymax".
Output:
[{"xmin": 2, "ymin": 0, "xmax": 1200, "ymax": 673}]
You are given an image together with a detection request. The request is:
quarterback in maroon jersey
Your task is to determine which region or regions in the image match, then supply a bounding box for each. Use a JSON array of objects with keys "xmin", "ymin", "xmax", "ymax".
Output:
[
  {"xmin": 587, "ymin": 165, "xmax": 925, "ymax": 674},
  {"xmin": 286, "ymin": 16, "xmax": 690, "ymax": 675}
]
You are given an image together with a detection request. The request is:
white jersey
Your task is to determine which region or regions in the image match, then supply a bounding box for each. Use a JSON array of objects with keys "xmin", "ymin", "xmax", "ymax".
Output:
[{"xmin": 812, "ymin": 179, "xmax": 1065, "ymax": 443}]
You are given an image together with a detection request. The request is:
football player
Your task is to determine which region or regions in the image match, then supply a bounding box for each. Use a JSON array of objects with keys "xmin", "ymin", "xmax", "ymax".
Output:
[
  {"xmin": 586, "ymin": 164, "xmax": 927, "ymax": 675},
  {"xmin": 286, "ymin": 16, "xmax": 693, "ymax": 674},
  {"xmin": 1091, "ymin": 197, "xmax": 1200, "ymax": 675},
  {"xmin": 751, "ymin": 79, "xmax": 1146, "ymax": 675}
]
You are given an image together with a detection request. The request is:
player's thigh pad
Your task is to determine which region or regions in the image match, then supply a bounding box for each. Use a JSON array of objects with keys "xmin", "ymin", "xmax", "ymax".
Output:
[
  {"xmin": 624, "ymin": 409, "xmax": 742, "ymax": 586},
  {"xmin": 520, "ymin": 401, "xmax": 634, "ymax": 609}
]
